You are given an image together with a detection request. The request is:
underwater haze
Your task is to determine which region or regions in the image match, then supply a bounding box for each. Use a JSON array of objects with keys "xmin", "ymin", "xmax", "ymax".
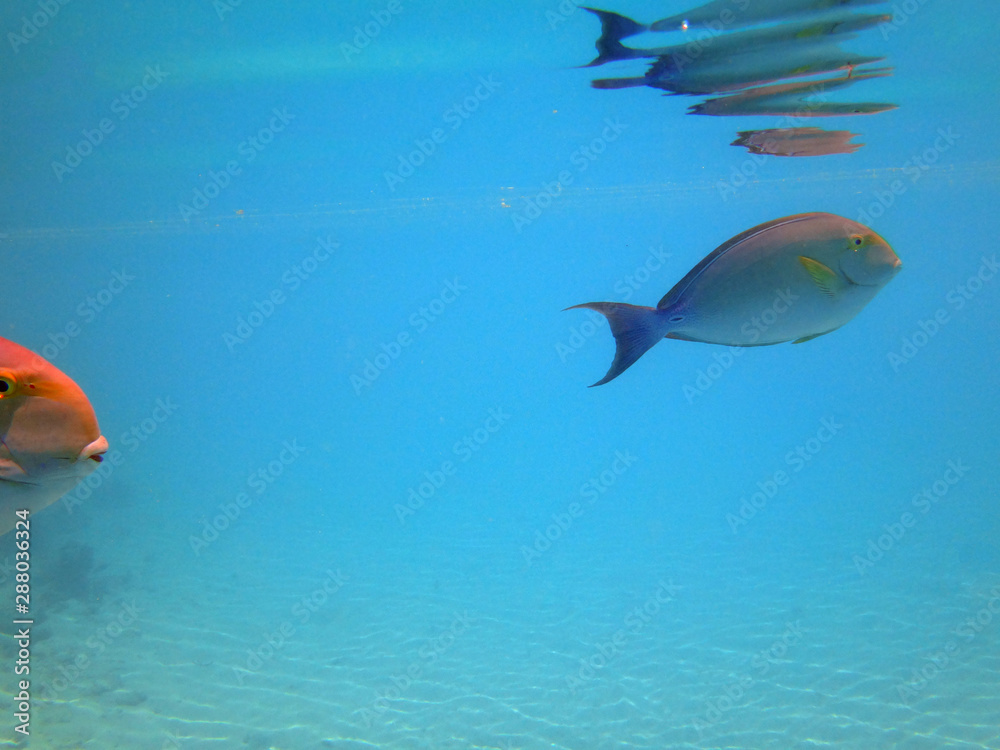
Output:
[{"xmin": 1, "ymin": 0, "xmax": 999, "ymax": 748}]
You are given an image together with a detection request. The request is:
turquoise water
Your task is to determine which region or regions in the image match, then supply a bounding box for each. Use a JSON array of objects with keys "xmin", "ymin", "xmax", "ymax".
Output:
[{"xmin": 2, "ymin": 0, "xmax": 999, "ymax": 748}]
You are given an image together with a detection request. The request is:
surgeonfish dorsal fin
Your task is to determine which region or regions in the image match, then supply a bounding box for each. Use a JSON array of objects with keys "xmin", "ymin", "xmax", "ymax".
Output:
[{"xmin": 798, "ymin": 256, "xmax": 845, "ymax": 298}]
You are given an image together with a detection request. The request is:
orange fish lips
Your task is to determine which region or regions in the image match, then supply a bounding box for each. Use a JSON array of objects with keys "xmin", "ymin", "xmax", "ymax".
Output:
[{"xmin": 79, "ymin": 435, "xmax": 109, "ymax": 465}]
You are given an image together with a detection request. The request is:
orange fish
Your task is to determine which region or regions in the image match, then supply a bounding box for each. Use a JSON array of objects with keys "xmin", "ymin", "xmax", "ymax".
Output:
[
  {"xmin": 732, "ymin": 127, "xmax": 863, "ymax": 157},
  {"xmin": 0, "ymin": 337, "xmax": 108, "ymax": 535}
]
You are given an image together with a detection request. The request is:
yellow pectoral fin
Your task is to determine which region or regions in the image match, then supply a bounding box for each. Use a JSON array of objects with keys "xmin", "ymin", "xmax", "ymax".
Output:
[{"xmin": 798, "ymin": 256, "xmax": 846, "ymax": 298}]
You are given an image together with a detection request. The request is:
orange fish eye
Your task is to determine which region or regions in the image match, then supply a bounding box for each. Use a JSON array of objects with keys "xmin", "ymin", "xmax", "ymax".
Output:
[{"xmin": 0, "ymin": 374, "xmax": 16, "ymax": 396}]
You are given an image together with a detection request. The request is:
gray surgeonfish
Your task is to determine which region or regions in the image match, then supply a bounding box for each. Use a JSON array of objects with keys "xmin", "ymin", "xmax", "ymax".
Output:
[
  {"xmin": 688, "ymin": 68, "xmax": 896, "ymax": 116},
  {"xmin": 567, "ymin": 213, "xmax": 902, "ymax": 386},
  {"xmin": 649, "ymin": 0, "xmax": 886, "ymax": 32},
  {"xmin": 594, "ymin": 43, "xmax": 883, "ymax": 95},
  {"xmin": 585, "ymin": 7, "xmax": 888, "ymax": 68}
]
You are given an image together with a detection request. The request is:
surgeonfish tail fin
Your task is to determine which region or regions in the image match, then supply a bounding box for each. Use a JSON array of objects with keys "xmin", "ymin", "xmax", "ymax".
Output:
[
  {"xmin": 565, "ymin": 302, "xmax": 668, "ymax": 386},
  {"xmin": 582, "ymin": 7, "xmax": 647, "ymax": 66},
  {"xmin": 583, "ymin": 7, "xmax": 647, "ymax": 40}
]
